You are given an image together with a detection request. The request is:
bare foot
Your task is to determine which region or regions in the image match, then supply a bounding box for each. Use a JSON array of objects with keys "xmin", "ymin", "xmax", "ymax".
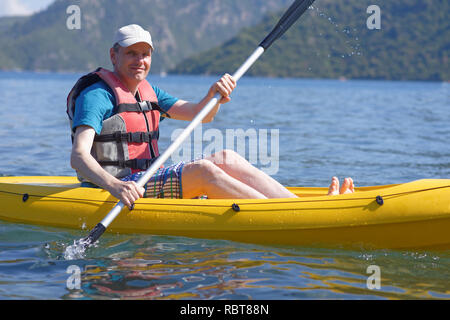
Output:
[
  {"xmin": 327, "ymin": 176, "xmax": 340, "ymax": 195},
  {"xmin": 340, "ymin": 177, "xmax": 355, "ymax": 194},
  {"xmin": 348, "ymin": 178, "xmax": 355, "ymax": 193},
  {"xmin": 327, "ymin": 177, "xmax": 355, "ymax": 196}
]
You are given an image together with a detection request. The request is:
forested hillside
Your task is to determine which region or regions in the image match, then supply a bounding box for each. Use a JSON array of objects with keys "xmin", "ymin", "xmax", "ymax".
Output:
[{"xmin": 173, "ymin": 0, "xmax": 449, "ymax": 81}]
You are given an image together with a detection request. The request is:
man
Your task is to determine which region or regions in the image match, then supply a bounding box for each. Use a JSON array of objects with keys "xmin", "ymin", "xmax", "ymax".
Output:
[{"xmin": 68, "ymin": 24, "xmax": 354, "ymax": 209}]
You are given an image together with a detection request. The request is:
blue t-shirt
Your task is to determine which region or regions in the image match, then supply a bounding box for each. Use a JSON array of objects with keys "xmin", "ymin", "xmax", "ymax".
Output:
[{"xmin": 72, "ymin": 80, "xmax": 178, "ymax": 134}]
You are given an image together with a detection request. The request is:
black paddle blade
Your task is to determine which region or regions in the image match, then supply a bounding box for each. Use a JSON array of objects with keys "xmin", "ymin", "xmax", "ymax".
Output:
[
  {"xmin": 63, "ymin": 223, "xmax": 106, "ymax": 259},
  {"xmin": 82, "ymin": 223, "xmax": 106, "ymax": 249},
  {"xmin": 259, "ymin": 0, "xmax": 316, "ymax": 49}
]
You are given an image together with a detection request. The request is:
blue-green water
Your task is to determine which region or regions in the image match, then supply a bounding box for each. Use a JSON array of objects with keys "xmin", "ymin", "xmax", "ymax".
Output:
[{"xmin": 0, "ymin": 71, "xmax": 449, "ymax": 299}]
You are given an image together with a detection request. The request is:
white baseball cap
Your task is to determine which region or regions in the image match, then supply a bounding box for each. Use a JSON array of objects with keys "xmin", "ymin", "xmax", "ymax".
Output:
[{"xmin": 114, "ymin": 24, "xmax": 154, "ymax": 51}]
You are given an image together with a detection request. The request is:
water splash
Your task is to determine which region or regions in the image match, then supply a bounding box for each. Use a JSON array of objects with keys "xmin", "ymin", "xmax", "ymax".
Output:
[{"xmin": 63, "ymin": 238, "xmax": 98, "ymax": 260}]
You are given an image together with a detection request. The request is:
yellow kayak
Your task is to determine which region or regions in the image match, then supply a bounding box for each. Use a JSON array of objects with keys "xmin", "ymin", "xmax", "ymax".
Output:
[{"xmin": 0, "ymin": 176, "xmax": 449, "ymax": 249}]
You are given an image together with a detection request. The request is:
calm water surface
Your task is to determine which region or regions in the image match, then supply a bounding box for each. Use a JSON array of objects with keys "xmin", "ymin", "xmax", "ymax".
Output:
[{"xmin": 0, "ymin": 71, "xmax": 449, "ymax": 299}]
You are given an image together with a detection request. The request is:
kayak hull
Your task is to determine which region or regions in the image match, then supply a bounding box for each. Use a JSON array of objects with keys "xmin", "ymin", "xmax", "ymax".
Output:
[{"xmin": 1, "ymin": 176, "xmax": 449, "ymax": 249}]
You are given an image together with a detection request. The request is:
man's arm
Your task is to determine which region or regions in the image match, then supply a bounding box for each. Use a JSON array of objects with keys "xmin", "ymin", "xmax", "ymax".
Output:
[
  {"xmin": 70, "ymin": 125, "xmax": 144, "ymax": 209},
  {"xmin": 166, "ymin": 73, "xmax": 236, "ymax": 122}
]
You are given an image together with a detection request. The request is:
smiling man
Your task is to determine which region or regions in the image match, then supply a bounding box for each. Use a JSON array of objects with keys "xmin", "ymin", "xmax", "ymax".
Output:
[{"xmin": 67, "ymin": 24, "xmax": 354, "ymax": 208}]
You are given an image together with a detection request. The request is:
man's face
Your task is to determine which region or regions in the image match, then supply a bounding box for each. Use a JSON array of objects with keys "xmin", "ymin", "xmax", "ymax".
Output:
[{"xmin": 111, "ymin": 42, "xmax": 152, "ymax": 83}]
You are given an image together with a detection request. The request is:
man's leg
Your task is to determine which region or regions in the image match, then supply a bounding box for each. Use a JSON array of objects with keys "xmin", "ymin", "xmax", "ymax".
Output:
[
  {"xmin": 181, "ymin": 159, "xmax": 267, "ymax": 199},
  {"xmin": 181, "ymin": 150, "xmax": 356, "ymax": 199},
  {"xmin": 205, "ymin": 149, "xmax": 298, "ymax": 198}
]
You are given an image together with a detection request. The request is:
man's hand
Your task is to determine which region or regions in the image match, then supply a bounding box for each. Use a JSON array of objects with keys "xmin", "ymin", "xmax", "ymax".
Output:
[
  {"xmin": 163, "ymin": 73, "xmax": 237, "ymax": 122},
  {"xmin": 109, "ymin": 180, "xmax": 145, "ymax": 210},
  {"xmin": 207, "ymin": 73, "xmax": 236, "ymax": 104}
]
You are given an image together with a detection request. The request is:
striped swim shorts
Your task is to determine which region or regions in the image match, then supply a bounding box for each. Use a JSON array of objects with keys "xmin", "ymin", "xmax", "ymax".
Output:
[{"xmin": 121, "ymin": 161, "xmax": 185, "ymax": 199}]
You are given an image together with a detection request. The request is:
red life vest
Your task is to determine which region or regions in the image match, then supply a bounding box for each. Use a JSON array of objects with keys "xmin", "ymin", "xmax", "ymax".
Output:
[{"xmin": 67, "ymin": 68, "xmax": 169, "ymax": 182}]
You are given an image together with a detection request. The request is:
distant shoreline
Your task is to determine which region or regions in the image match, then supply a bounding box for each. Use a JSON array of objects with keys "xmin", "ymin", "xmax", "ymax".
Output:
[{"xmin": 0, "ymin": 69, "xmax": 447, "ymax": 84}]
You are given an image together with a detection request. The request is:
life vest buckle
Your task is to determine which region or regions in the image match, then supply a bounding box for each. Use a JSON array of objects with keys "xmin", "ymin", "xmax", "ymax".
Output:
[
  {"xmin": 138, "ymin": 101, "xmax": 151, "ymax": 112},
  {"xmin": 127, "ymin": 132, "xmax": 152, "ymax": 143},
  {"xmin": 112, "ymin": 131, "xmax": 123, "ymax": 142}
]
